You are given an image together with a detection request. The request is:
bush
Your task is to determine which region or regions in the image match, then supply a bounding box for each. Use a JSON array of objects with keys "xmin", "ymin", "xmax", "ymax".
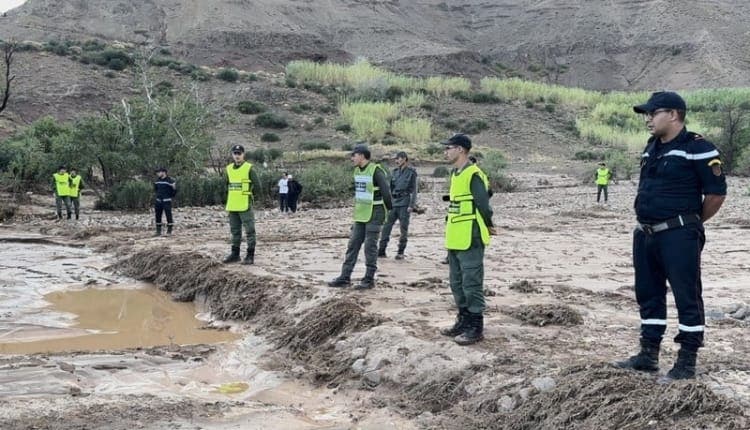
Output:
[
  {"xmin": 433, "ymin": 166, "xmax": 450, "ymax": 177},
  {"xmin": 341, "ymin": 143, "xmax": 353, "ymax": 151},
  {"xmin": 297, "ymin": 162, "xmax": 354, "ymax": 203},
  {"xmin": 246, "ymin": 148, "xmax": 284, "ymax": 163},
  {"xmin": 238, "ymin": 101, "xmax": 267, "ymax": 115},
  {"xmin": 291, "ymin": 103, "xmax": 312, "ymax": 114},
  {"xmin": 107, "ymin": 58, "xmax": 127, "ymax": 71},
  {"xmin": 173, "ymin": 176, "xmax": 227, "ymax": 207},
  {"xmin": 382, "ymin": 136, "xmax": 398, "ymax": 146},
  {"xmin": 190, "ymin": 69, "xmax": 210, "ymax": 81},
  {"xmin": 99, "ymin": 180, "xmax": 152, "ymax": 210},
  {"xmin": 573, "ymin": 150, "xmax": 604, "ymax": 161},
  {"xmin": 544, "ymin": 103, "xmax": 556, "ymax": 113},
  {"xmin": 261, "ymin": 132, "xmax": 280, "ymax": 142},
  {"xmin": 335, "ymin": 123, "xmax": 352, "ymax": 133},
  {"xmin": 461, "ymin": 119, "xmax": 489, "ymax": 135},
  {"xmin": 217, "ymin": 68, "xmax": 239, "ymax": 82},
  {"xmin": 255, "ymin": 113, "xmax": 289, "ymax": 129},
  {"xmin": 425, "ymin": 144, "xmax": 444, "ymax": 156},
  {"xmin": 314, "ymin": 116, "xmax": 324, "ymax": 125},
  {"xmin": 300, "ymin": 140, "xmax": 331, "ymax": 151}
]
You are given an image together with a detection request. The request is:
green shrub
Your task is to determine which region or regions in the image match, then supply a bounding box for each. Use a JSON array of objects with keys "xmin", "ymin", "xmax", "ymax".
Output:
[
  {"xmin": 82, "ymin": 39, "xmax": 107, "ymax": 51},
  {"xmin": 297, "ymin": 162, "xmax": 354, "ymax": 204},
  {"xmin": 432, "ymin": 166, "xmax": 450, "ymax": 177},
  {"xmin": 155, "ymin": 81, "xmax": 174, "ymax": 97},
  {"xmin": 242, "ymin": 73, "xmax": 259, "ymax": 82},
  {"xmin": 319, "ymin": 104, "xmax": 337, "ymax": 114},
  {"xmin": 190, "ymin": 69, "xmax": 210, "ymax": 81},
  {"xmin": 341, "ymin": 143, "xmax": 354, "ymax": 151},
  {"xmin": 149, "ymin": 56, "xmax": 173, "ymax": 67},
  {"xmin": 173, "ymin": 176, "xmax": 227, "ymax": 207},
  {"xmin": 100, "ymin": 180, "xmax": 152, "ymax": 210},
  {"xmin": 461, "ymin": 119, "xmax": 489, "ymax": 135},
  {"xmin": 291, "ymin": 103, "xmax": 312, "ymax": 114},
  {"xmin": 544, "ymin": 103, "xmax": 556, "ymax": 113},
  {"xmin": 255, "ymin": 113, "xmax": 289, "ymax": 129},
  {"xmin": 335, "ymin": 123, "xmax": 352, "ymax": 133},
  {"xmin": 426, "ymin": 144, "xmax": 444, "ymax": 156},
  {"xmin": 261, "ymin": 132, "xmax": 280, "ymax": 142},
  {"xmin": 314, "ymin": 116, "xmax": 325, "ymax": 125},
  {"xmin": 573, "ymin": 150, "xmax": 604, "ymax": 161},
  {"xmin": 245, "ymin": 148, "xmax": 284, "ymax": 163},
  {"xmin": 300, "ymin": 140, "xmax": 331, "ymax": 151},
  {"xmin": 107, "ymin": 58, "xmax": 127, "ymax": 71},
  {"xmin": 525, "ymin": 100, "xmax": 535, "ymax": 109},
  {"xmin": 217, "ymin": 68, "xmax": 239, "ymax": 82},
  {"xmin": 382, "ymin": 136, "xmax": 398, "ymax": 146},
  {"xmin": 238, "ymin": 101, "xmax": 266, "ymax": 115}
]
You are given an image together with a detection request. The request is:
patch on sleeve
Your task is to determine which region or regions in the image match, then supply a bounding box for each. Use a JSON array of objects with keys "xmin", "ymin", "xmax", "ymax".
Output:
[{"xmin": 708, "ymin": 159, "xmax": 722, "ymax": 176}]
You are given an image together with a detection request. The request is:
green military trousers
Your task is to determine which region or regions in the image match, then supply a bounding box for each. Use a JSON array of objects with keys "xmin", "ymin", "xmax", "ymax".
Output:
[
  {"xmin": 447, "ymin": 236, "xmax": 485, "ymax": 314},
  {"xmin": 228, "ymin": 209, "xmax": 256, "ymax": 249}
]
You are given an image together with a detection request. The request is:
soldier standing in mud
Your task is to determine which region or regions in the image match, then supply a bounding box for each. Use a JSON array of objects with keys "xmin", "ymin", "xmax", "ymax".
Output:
[
  {"xmin": 223, "ymin": 144, "xmax": 261, "ymax": 265},
  {"xmin": 328, "ymin": 144, "xmax": 392, "ymax": 290},
  {"xmin": 153, "ymin": 167, "xmax": 176, "ymax": 236},
  {"xmin": 52, "ymin": 165, "xmax": 72, "ymax": 221},
  {"xmin": 615, "ymin": 92, "xmax": 726, "ymax": 381},
  {"xmin": 68, "ymin": 167, "xmax": 84, "ymax": 220},
  {"xmin": 378, "ymin": 151, "xmax": 418, "ymax": 260},
  {"xmin": 438, "ymin": 134, "xmax": 496, "ymax": 346}
]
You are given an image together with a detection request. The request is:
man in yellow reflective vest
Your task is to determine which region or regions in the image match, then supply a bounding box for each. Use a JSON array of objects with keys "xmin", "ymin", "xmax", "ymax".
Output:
[
  {"xmin": 68, "ymin": 167, "xmax": 84, "ymax": 220},
  {"xmin": 328, "ymin": 144, "xmax": 393, "ymax": 290},
  {"xmin": 438, "ymin": 134, "xmax": 497, "ymax": 345},
  {"xmin": 223, "ymin": 144, "xmax": 261, "ymax": 265},
  {"xmin": 52, "ymin": 165, "xmax": 72, "ymax": 221},
  {"xmin": 595, "ymin": 161, "xmax": 612, "ymax": 203}
]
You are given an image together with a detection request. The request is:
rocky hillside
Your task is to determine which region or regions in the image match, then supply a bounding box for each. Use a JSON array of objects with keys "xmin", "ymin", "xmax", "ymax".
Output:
[{"xmin": 2, "ymin": 0, "xmax": 750, "ymax": 90}]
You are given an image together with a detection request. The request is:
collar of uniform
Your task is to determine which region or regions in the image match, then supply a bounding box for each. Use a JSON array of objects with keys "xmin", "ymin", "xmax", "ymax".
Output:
[
  {"xmin": 455, "ymin": 160, "xmax": 473, "ymax": 174},
  {"xmin": 656, "ymin": 127, "xmax": 688, "ymax": 146}
]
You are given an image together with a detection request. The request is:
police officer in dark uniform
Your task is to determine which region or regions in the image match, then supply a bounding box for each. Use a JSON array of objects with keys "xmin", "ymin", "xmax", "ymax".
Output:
[
  {"xmin": 153, "ymin": 167, "xmax": 177, "ymax": 236},
  {"xmin": 615, "ymin": 92, "xmax": 726, "ymax": 381},
  {"xmin": 378, "ymin": 151, "xmax": 418, "ymax": 260}
]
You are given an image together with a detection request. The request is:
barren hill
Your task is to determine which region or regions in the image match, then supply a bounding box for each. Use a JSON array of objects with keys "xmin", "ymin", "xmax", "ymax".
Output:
[{"xmin": 3, "ymin": 0, "xmax": 750, "ymax": 90}]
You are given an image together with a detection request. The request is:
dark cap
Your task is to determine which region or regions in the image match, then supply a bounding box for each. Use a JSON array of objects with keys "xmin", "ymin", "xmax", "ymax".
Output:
[
  {"xmin": 395, "ymin": 151, "xmax": 408, "ymax": 159},
  {"xmin": 58, "ymin": 165, "xmax": 66, "ymax": 170},
  {"xmin": 633, "ymin": 91, "xmax": 686, "ymax": 114},
  {"xmin": 231, "ymin": 144, "xmax": 245, "ymax": 153},
  {"xmin": 156, "ymin": 166, "xmax": 167, "ymax": 173},
  {"xmin": 441, "ymin": 133, "xmax": 472, "ymax": 150},
  {"xmin": 351, "ymin": 144, "xmax": 371, "ymax": 159}
]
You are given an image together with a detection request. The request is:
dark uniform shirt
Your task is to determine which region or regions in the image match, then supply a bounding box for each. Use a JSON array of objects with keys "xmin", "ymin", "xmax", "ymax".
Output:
[
  {"xmin": 372, "ymin": 165, "xmax": 393, "ymax": 210},
  {"xmin": 154, "ymin": 176, "xmax": 177, "ymax": 201},
  {"xmin": 390, "ymin": 165, "xmax": 418, "ymax": 208},
  {"xmin": 635, "ymin": 128, "xmax": 727, "ymax": 223}
]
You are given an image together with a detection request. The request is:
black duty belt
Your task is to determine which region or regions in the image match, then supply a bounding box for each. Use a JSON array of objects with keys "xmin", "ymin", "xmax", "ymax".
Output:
[{"xmin": 637, "ymin": 214, "xmax": 701, "ymax": 235}]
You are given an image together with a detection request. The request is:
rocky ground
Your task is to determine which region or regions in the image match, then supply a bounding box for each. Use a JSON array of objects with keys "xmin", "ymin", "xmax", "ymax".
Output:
[{"xmin": 1, "ymin": 171, "xmax": 749, "ymax": 429}]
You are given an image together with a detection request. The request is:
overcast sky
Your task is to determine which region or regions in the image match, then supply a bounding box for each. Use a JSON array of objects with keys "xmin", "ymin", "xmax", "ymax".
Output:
[{"xmin": 1, "ymin": 0, "xmax": 27, "ymax": 13}]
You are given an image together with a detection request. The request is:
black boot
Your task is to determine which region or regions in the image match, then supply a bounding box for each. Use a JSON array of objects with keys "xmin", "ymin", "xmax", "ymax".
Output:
[
  {"xmin": 377, "ymin": 249, "xmax": 387, "ymax": 258},
  {"xmin": 614, "ymin": 339, "xmax": 660, "ymax": 372},
  {"xmin": 66, "ymin": 212, "xmax": 72, "ymax": 220},
  {"xmin": 354, "ymin": 277, "xmax": 375, "ymax": 290},
  {"xmin": 663, "ymin": 347, "xmax": 698, "ymax": 381},
  {"xmin": 327, "ymin": 276, "xmax": 351, "ymax": 288},
  {"xmin": 166, "ymin": 224, "xmax": 173, "ymax": 236},
  {"xmin": 154, "ymin": 224, "xmax": 162, "ymax": 237},
  {"xmin": 455, "ymin": 312, "xmax": 483, "ymax": 345},
  {"xmin": 440, "ymin": 307, "xmax": 469, "ymax": 337},
  {"xmin": 222, "ymin": 246, "xmax": 241, "ymax": 264},
  {"xmin": 75, "ymin": 213, "xmax": 79, "ymax": 220},
  {"xmin": 241, "ymin": 247, "xmax": 255, "ymax": 265}
]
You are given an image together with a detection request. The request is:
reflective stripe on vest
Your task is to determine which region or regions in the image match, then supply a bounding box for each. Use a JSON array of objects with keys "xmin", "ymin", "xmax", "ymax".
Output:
[
  {"xmin": 225, "ymin": 162, "xmax": 253, "ymax": 212},
  {"xmin": 445, "ymin": 164, "xmax": 490, "ymax": 250},
  {"xmin": 69, "ymin": 176, "xmax": 82, "ymax": 198},
  {"xmin": 596, "ymin": 168, "xmax": 610, "ymax": 185},
  {"xmin": 353, "ymin": 162, "xmax": 384, "ymax": 222},
  {"xmin": 53, "ymin": 173, "xmax": 71, "ymax": 197}
]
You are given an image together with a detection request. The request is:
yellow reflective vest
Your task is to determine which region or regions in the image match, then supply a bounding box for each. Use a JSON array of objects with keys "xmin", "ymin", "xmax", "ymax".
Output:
[
  {"xmin": 445, "ymin": 164, "xmax": 490, "ymax": 250},
  {"xmin": 225, "ymin": 162, "xmax": 253, "ymax": 212},
  {"xmin": 596, "ymin": 168, "xmax": 611, "ymax": 185},
  {"xmin": 353, "ymin": 162, "xmax": 385, "ymax": 222},
  {"xmin": 69, "ymin": 175, "xmax": 82, "ymax": 198},
  {"xmin": 53, "ymin": 172, "xmax": 71, "ymax": 197}
]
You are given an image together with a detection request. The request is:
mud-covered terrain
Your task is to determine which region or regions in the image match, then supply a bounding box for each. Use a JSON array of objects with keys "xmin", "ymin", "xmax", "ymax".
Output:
[{"xmin": 1, "ymin": 171, "xmax": 749, "ymax": 429}]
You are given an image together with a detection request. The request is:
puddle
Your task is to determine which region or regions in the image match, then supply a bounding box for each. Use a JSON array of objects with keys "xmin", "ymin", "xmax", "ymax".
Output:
[{"xmin": 0, "ymin": 287, "xmax": 238, "ymax": 354}]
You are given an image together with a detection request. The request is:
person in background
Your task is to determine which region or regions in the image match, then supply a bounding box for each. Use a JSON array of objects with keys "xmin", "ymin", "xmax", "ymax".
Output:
[
  {"xmin": 153, "ymin": 167, "xmax": 177, "ymax": 236},
  {"xmin": 328, "ymin": 144, "xmax": 393, "ymax": 290},
  {"xmin": 287, "ymin": 174, "xmax": 303, "ymax": 213},
  {"xmin": 595, "ymin": 161, "xmax": 612, "ymax": 203},
  {"xmin": 223, "ymin": 145, "xmax": 261, "ymax": 265},
  {"xmin": 378, "ymin": 151, "xmax": 418, "ymax": 260},
  {"xmin": 278, "ymin": 172, "xmax": 289, "ymax": 213},
  {"xmin": 52, "ymin": 165, "xmax": 72, "ymax": 221},
  {"xmin": 68, "ymin": 167, "xmax": 84, "ymax": 220}
]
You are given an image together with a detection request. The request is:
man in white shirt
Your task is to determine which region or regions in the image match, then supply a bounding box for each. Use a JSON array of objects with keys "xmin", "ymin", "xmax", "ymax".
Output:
[{"xmin": 277, "ymin": 173, "xmax": 289, "ymax": 212}]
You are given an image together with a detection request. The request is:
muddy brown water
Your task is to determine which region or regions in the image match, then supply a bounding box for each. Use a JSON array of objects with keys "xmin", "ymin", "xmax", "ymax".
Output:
[{"xmin": 0, "ymin": 286, "xmax": 238, "ymax": 354}]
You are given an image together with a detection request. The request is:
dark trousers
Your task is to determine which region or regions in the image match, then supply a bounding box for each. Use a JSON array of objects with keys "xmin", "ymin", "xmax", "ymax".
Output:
[
  {"xmin": 288, "ymin": 193, "xmax": 299, "ymax": 213},
  {"xmin": 154, "ymin": 200, "xmax": 173, "ymax": 227},
  {"xmin": 228, "ymin": 209, "xmax": 256, "ymax": 249},
  {"xmin": 279, "ymin": 193, "xmax": 289, "ymax": 212},
  {"xmin": 597, "ymin": 184, "xmax": 608, "ymax": 202},
  {"xmin": 340, "ymin": 205, "xmax": 385, "ymax": 280},
  {"xmin": 70, "ymin": 197, "xmax": 80, "ymax": 218},
  {"xmin": 55, "ymin": 195, "xmax": 71, "ymax": 218},
  {"xmin": 633, "ymin": 224, "xmax": 706, "ymax": 349},
  {"xmin": 448, "ymin": 237, "xmax": 486, "ymax": 314},
  {"xmin": 378, "ymin": 205, "xmax": 411, "ymax": 254}
]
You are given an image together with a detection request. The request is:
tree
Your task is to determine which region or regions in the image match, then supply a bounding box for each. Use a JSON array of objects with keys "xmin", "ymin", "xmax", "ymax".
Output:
[
  {"xmin": 0, "ymin": 40, "xmax": 16, "ymax": 114},
  {"xmin": 708, "ymin": 101, "xmax": 750, "ymax": 174}
]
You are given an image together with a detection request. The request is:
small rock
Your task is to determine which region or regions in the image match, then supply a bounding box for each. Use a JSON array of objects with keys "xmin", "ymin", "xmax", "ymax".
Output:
[
  {"xmin": 350, "ymin": 347, "xmax": 367, "ymax": 360},
  {"xmin": 722, "ymin": 303, "xmax": 743, "ymax": 314},
  {"xmin": 291, "ymin": 366, "xmax": 306, "ymax": 377},
  {"xmin": 531, "ymin": 376, "xmax": 556, "ymax": 392},
  {"xmin": 363, "ymin": 370, "xmax": 381, "ymax": 386},
  {"xmin": 518, "ymin": 387, "xmax": 534, "ymax": 400},
  {"xmin": 351, "ymin": 358, "xmax": 366, "ymax": 374},
  {"xmin": 705, "ymin": 309, "xmax": 726, "ymax": 320},
  {"xmin": 499, "ymin": 395, "xmax": 516, "ymax": 411},
  {"xmin": 731, "ymin": 306, "xmax": 748, "ymax": 320},
  {"xmin": 335, "ymin": 340, "xmax": 347, "ymax": 352}
]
